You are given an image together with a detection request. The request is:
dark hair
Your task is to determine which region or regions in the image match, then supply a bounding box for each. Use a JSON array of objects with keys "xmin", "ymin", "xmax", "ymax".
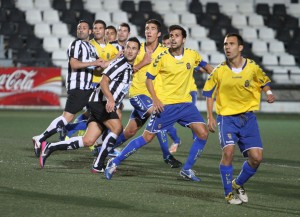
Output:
[
  {"xmin": 127, "ymin": 37, "xmax": 141, "ymax": 49},
  {"xmin": 78, "ymin": 19, "xmax": 91, "ymax": 29},
  {"xmin": 106, "ymin": 25, "xmax": 117, "ymax": 33},
  {"xmin": 162, "ymin": 34, "xmax": 169, "ymax": 41},
  {"xmin": 225, "ymin": 33, "xmax": 244, "ymax": 46},
  {"xmin": 146, "ymin": 19, "xmax": 161, "ymax": 32},
  {"xmin": 119, "ymin": 22, "xmax": 130, "ymax": 33},
  {"xmin": 93, "ymin": 19, "xmax": 107, "ymax": 29},
  {"xmin": 168, "ymin": 25, "xmax": 187, "ymax": 38}
]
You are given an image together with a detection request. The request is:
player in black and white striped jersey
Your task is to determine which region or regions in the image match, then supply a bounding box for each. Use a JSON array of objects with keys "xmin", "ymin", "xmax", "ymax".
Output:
[
  {"xmin": 38, "ymin": 37, "xmax": 141, "ymax": 172},
  {"xmin": 32, "ymin": 20, "xmax": 103, "ymax": 158}
]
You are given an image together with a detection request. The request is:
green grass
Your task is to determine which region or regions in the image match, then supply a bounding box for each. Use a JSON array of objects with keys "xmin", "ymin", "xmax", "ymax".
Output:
[{"xmin": 0, "ymin": 110, "xmax": 299, "ymax": 217}]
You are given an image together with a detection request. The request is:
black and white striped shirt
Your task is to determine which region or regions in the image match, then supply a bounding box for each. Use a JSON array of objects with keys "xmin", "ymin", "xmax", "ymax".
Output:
[
  {"xmin": 110, "ymin": 40, "xmax": 124, "ymax": 51},
  {"xmin": 66, "ymin": 39, "xmax": 98, "ymax": 90},
  {"xmin": 89, "ymin": 56, "xmax": 133, "ymax": 108}
]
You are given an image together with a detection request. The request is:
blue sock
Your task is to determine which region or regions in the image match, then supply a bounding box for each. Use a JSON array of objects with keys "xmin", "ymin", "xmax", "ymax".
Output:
[
  {"xmin": 156, "ymin": 131, "xmax": 170, "ymax": 159},
  {"xmin": 236, "ymin": 161, "xmax": 257, "ymax": 186},
  {"xmin": 65, "ymin": 120, "xmax": 87, "ymax": 137},
  {"xmin": 114, "ymin": 132, "xmax": 127, "ymax": 148},
  {"xmin": 74, "ymin": 114, "xmax": 88, "ymax": 123},
  {"xmin": 219, "ymin": 164, "xmax": 233, "ymax": 196},
  {"xmin": 167, "ymin": 126, "xmax": 180, "ymax": 144},
  {"xmin": 183, "ymin": 137, "xmax": 206, "ymax": 170},
  {"xmin": 113, "ymin": 136, "xmax": 147, "ymax": 166}
]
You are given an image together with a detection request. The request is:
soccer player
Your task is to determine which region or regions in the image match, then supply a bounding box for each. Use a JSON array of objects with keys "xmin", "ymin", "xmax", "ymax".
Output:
[
  {"xmin": 105, "ymin": 25, "xmax": 117, "ymax": 42},
  {"xmin": 105, "ymin": 25, "xmax": 213, "ymax": 181},
  {"xmin": 63, "ymin": 20, "xmax": 121, "ymax": 139},
  {"xmin": 162, "ymin": 34, "xmax": 171, "ymax": 47},
  {"xmin": 32, "ymin": 20, "xmax": 103, "ymax": 157},
  {"xmin": 111, "ymin": 19, "xmax": 182, "ymax": 168},
  {"xmin": 110, "ymin": 23, "xmax": 131, "ymax": 51},
  {"xmin": 39, "ymin": 37, "xmax": 141, "ymax": 171},
  {"xmin": 202, "ymin": 33, "xmax": 275, "ymax": 204}
]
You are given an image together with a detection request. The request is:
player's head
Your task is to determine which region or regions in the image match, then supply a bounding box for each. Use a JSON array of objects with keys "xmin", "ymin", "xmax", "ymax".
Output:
[
  {"xmin": 105, "ymin": 25, "xmax": 117, "ymax": 42},
  {"xmin": 77, "ymin": 20, "xmax": 91, "ymax": 41},
  {"xmin": 224, "ymin": 33, "xmax": 244, "ymax": 60},
  {"xmin": 168, "ymin": 25, "xmax": 187, "ymax": 49},
  {"xmin": 92, "ymin": 20, "xmax": 107, "ymax": 40},
  {"xmin": 124, "ymin": 37, "xmax": 141, "ymax": 63},
  {"xmin": 145, "ymin": 19, "xmax": 161, "ymax": 44},
  {"xmin": 162, "ymin": 34, "xmax": 170, "ymax": 48},
  {"xmin": 118, "ymin": 23, "xmax": 131, "ymax": 43}
]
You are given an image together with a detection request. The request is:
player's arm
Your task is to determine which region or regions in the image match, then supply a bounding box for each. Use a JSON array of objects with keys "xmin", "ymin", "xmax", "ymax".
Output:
[
  {"xmin": 195, "ymin": 60, "xmax": 214, "ymax": 74},
  {"xmin": 133, "ymin": 50, "xmax": 152, "ymax": 72},
  {"xmin": 262, "ymin": 85, "xmax": 275, "ymax": 103},
  {"xmin": 70, "ymin": 57, "xmax": 103, "ymax": 70},
  {"xmin": 100, "ymin": 75, "xmax": 115, "ymax": 113},
  {"xmin": 206, "ymin": 97, "xmax": 216, "ymax": 133},
  {"xmin": 146, "ymin": 73, "xmax": 164, "ymax": 113}
]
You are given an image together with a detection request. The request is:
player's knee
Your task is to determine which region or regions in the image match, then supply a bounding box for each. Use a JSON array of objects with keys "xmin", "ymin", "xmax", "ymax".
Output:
[
  {"xmin": 249, "ymin": 155, "xmax": 263, "ymax": 168},
  {"xmin": 195, "ymin": 125, "xmax": 209, "ymax": 140},
  {"xmin": 143, "ymin": 132, "xmax": 155, "ymax": 143},
  {"xmin": 125, "ymin": 128, "xmax": 138, "ymax": 138},
  {"xmin": 222, "ymin": 149, "xmax": 234, "ymax": 162},
  {"xmin": 82, "ymin": 136, "xmax": 95, "ymax": 147}
]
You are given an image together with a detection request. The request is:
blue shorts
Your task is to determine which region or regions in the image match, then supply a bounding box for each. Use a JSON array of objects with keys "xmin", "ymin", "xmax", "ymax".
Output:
[
  {"xmin": 190, "ymin": 91, "xmax": 197, "ymax": 105},
  {"xmin": 129, "ymin": 95, "xmax": 153, "ymax": 121},
  {"xmin": 217, "ymin": 112, "xmax": 263, "ymax": 157},
  {"xmin": 146, "ymin": 103, "xmax": 205, "ymax": 133}
]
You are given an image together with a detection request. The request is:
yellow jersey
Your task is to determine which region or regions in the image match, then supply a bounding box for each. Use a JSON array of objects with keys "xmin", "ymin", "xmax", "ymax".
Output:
[
  {"xmin": 90, "ymin": 38, "xmax": 119, "ymax": 83},
  {"xmin": 147, "ymin": 48, "xmax": 203, "ymax": 104},
  {"xmin": 129, "ymin": 42, "xmax": 167, "ymax": 98},
  {"xmin": 202, "ymin": 59, "xmax": 271, "ymax": 116}
]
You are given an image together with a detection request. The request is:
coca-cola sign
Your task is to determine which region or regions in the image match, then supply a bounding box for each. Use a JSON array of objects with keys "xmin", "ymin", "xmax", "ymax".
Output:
[{"xmin": 0, "ymin": 67, "xmax": 62, "ymax": 106}]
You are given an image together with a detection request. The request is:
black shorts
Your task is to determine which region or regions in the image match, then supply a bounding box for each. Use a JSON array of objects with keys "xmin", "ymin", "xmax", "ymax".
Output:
[
  {"xmin": 64, "ymin": 89, "xmax": 93, "ymax": 114},
  {"xmin": 88, "ymin": 101, "xmax": 119, "ymax": 129}
]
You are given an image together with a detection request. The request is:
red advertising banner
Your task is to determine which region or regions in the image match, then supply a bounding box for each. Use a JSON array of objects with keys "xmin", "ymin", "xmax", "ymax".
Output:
[{"xmin": 0, "ymin": 67, "xmax": 62, "ymax": 107}]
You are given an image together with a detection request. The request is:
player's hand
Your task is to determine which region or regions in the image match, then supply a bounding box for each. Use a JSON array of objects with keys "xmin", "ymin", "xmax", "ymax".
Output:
[
  {"xmin": 152, "ymin": 98, "xmax": 164, "ymax": 113},
  {"xmin": 106, "ymin": 100, "xmax": 115, "ymax": 113},
  {"xmin": 94, "ymin": 58, "xmax": 104, "ymax": 67},
  {"xmin": 100, "ymin": 60, "xmax": 110, "ymax": 69},
  {"xmin": 267, "ymin": 94, "xmax": 275, "ymax": 103},
  {"xmin": 207, "ymin": 116, "xmax": 217, "ymax": 133}
]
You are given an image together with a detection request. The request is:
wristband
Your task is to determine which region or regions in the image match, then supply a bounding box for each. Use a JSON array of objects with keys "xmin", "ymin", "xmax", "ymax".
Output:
[{"xmin": 266, "ymin": 90, "xmax": 273, "ymax": 95}]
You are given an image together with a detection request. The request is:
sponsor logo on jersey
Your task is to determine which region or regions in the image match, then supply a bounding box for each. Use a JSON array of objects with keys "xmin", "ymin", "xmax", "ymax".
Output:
[{"xmin": 186, "ymin": 63, "xmax": 191, "ymax": 69}]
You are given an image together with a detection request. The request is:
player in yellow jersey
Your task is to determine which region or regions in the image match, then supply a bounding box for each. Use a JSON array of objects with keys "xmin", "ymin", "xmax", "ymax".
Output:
[
  {"xmin": 105, "ymin": 25, "xmax": 213, "ymax": 181},
  {"xmin": 90, "ymin": 20, "xmax": 120, "ymax": 84},
  {"xmin": 105, "ymin": 25, "xmax": 117, "ymax": 42},
  {"xmin": 203, "ymin": 33, "xmax": 275, "ymax": 204},
  {"xmin": 111, "ymin": 19, "xmax": 182, "ymax": 168}
]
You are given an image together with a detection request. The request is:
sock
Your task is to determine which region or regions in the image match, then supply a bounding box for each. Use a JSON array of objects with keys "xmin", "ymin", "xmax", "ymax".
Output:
[
  {"xmin": 182, "ymin": 137, "xmax": 206, "ymax": 170},
  {"xmin": 48, "ymin": 136, "xmax": 84, "ymax": 151},
  {"xmin": 74, "ymin": 114, "xmax": 88, "ymax": 123},
  {"xmin": 93, "ymin": 132, "xmax": 117, "ymax": 168},
  {"xmin": 156, "ymin": 130, "xmax": 170, "ymax": 159},
  {"xmin": 219, "ymin": 164, "xmax": 233, "ymax": 196},
  {"xmin": 65, "ymin": 120, "xmax": 87, "ymax": 137},
  {"xmin": 113, "ymin": 136, "xmax": 147, "ymax": 166},
  {"xmin": 235, "ymin": 161, "xmax": 257, "ymax": 186},
  {"xmin": 167, "ymin": 126, "xmax": 181, "ymax": 144},
  {"xmin": 40, "ymin": 116, "xmax": 68, "ymax": 141},
  {"xmin": 113, "ymin": 132, "xmax": 127, "ymax": 148}
]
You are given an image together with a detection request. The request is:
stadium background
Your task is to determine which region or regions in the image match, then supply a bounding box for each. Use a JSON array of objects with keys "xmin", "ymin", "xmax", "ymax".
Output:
[{"xmin": 0, "ymin": 0, "xmax": 299, "ymax": 113}]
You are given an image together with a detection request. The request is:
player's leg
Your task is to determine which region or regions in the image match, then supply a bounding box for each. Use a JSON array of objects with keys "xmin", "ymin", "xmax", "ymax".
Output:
[
  {"xmin": 105, "ymin": 130, "xmax": 155, "ymax": 180},
  {"xmin": 92, "ymin": 118, "xmax": 122, "ymax": 173},
  {"xmin": 217, "ymin": 115, "xmax": 242, "ymax": 204},
  {"xmin": 39, "ymin": 121, "xmax": 101, "ymax": 168},
  {"xmin": 167, "ymin": 125, "xmax": 181, "ymax": 153},
  {"xmin": 32, "ymin": 89, "xmax": 92, "ymax": 157},
  {"xmin": 233, "ymin": 113, "xmax": 263, "ymax": 203}
]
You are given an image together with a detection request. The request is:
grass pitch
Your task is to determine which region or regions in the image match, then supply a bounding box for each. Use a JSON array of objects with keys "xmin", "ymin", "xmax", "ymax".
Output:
[{"xmin": 0, "ymin": 110, "xmax": 299, "ymax": 217}]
